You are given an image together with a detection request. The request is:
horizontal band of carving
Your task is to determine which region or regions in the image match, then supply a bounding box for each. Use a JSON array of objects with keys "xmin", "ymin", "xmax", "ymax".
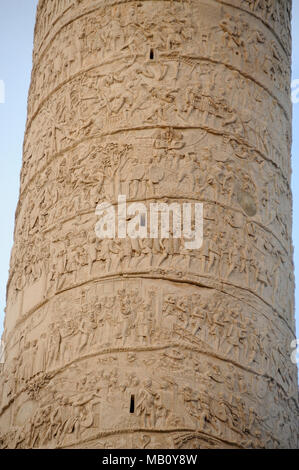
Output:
[
  {"xmin": 25, "ymin": 50, "xmax": 290, "ymax": 135},
  {"xmin": 11, "ymin": 196, "xmax": 291, "ymax": 270},
  {"xmin": 6, "ymin": 258, "xmax": 292, "ymax": 326},
  {"xmin": 33, "ymin": 0, "xmax": 290, "ymax": 64},
  {"xmin": 214, "ymin": 0, "xmax": 290, "ymax": 57},
  {"xmin": 0, "ymin": 341, "xmax": 292, "ymax": 422},
  {"xmin": 64, "ymin": 428, "xmax": 243, "ymax": 449},
  {"xmin": 5, "ymin": 268, "xmax": 295, "ymax": 353},
  {"xmin": 18, "ymin": 122, "xmax": 290, "ymax": 222},
  {"xmin": 61, "ymin": 427, "xmax": 242, "ymax": 450}
]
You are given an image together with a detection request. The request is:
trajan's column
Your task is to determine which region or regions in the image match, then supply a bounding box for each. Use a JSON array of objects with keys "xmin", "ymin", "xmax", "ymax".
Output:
[{"xmin": 0, "ymin": 0, "xmax": 298, "ymax": 449}]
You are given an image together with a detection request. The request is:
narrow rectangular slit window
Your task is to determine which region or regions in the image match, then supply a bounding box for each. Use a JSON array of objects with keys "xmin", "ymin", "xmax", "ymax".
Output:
[{"xmin": 130, "ymin": 394, "xmax": 135, "ymax": 413}]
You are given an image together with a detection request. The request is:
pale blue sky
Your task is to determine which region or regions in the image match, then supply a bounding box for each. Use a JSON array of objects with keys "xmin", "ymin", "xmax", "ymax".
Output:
[
  {"xmin": 0, "ymin": 1, "xmax": 298, "ymax": 343},
  {"xmin": 0, "ymin": 0, "xmax": 38, "ymax": 336}
]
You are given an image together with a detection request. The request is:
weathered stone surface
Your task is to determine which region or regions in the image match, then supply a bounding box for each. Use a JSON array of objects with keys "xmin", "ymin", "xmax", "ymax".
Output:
[{"xmin": 0, "ymin": 0, "xmax": 298, "ymax": 449}]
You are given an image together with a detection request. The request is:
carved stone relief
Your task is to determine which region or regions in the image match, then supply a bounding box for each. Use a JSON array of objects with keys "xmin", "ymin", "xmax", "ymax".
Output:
[{"xmin": 0, "ymin": 0, "xmax": 297, "ymax": 449}]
